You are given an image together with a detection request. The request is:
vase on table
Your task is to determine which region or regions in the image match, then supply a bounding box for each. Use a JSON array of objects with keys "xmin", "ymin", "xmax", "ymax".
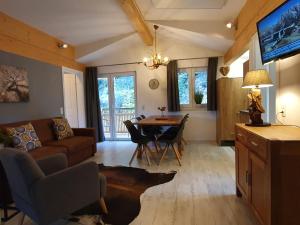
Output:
[{"xmin": 158, "ymin": 106, "xmax": 166, "ymax": 117}]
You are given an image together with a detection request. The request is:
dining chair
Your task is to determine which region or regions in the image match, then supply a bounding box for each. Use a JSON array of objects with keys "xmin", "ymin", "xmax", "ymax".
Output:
[
  {"xmin": 135, "ymin": 116, "xmax": 160, "ymax": 153},
  {"xmin": 123, "ymin": 120, "xmax": 154, "ymax": 166},
  {"xmin": 163, "ymin": 114, "xmax": 189, "ymax": 146},
  {"xmin": 157, "ymin": 116, "xmax": 189, "ymax": 166}
]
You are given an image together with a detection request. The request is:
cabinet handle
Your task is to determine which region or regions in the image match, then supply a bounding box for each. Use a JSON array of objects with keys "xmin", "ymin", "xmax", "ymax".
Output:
[
  {"xmin": 250, "ymin": 141, "xmax": 258, "ymax": 147},
  {"xmin": 246, "ymin": 171, "xmax": 248, "ymax": 184},
  {"xmin": 237, "ymin": 133, "xmax": 243, "ymax": 137}
]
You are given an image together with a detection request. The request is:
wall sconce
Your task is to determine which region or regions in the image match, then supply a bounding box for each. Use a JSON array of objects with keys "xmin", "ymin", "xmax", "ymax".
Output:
[{"xmin": 58, "ymin": 43, "xmax": 68, "ymax": 49}]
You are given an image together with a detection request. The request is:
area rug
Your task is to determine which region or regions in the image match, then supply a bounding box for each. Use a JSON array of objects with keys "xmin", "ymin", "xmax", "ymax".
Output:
[{"xmin": 72, "ymin": 164, "xmax": 176, "ymax": 225}]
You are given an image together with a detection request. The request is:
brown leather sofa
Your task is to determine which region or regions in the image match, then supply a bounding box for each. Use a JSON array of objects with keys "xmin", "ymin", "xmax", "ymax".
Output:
[{"xmin": 0, "ymin": 117, "xmax": 97, "ymax": 219}]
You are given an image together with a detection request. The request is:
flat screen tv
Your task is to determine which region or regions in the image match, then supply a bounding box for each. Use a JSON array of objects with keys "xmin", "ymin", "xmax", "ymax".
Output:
[{"xmin": 257, "ymin": 0, "xmax": 300, "ymax": 64}]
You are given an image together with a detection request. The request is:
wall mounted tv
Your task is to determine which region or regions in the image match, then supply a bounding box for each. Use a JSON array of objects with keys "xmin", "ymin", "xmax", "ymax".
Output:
[{"xmin": 257, "ymin": 0, "xmax": 300, "ymax": 64}]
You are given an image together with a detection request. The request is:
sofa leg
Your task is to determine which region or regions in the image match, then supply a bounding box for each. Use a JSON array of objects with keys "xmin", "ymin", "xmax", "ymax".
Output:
[{"xmin": 99, "ymin": 198, "xmax": 108, "ymax": 214}]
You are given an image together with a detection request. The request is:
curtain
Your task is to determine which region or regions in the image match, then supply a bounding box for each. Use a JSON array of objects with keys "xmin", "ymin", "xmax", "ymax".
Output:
[
  {"xmin": 167, "ymin": 60, "xmax": 180, "ymax": 112},
  {"xmin": 85, "ymin": 67, "xmax": 105, "ymax": 142},
  {"xmin": 207, "ymin": 57, "xmax": 219, "ymax": 111}
]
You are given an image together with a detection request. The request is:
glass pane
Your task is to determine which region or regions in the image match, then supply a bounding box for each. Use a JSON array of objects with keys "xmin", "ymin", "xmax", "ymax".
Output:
[
  {"xmin": 178, "ymin": 71, "xmax": 190, "ymax": 105},
  {"xmin": 113, "ymin": 75, "xmax": 136, "ymax": 139},
  {"xmin": 194, "ymin": 70, "xmax": 208, "ymax": 104},
  {"xmin": 98, "ymin": 77, "xmax": 111, "ymax": 139}
]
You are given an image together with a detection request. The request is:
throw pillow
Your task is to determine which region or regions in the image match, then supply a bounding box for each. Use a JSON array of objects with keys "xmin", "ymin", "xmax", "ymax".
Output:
[
  {"xmin": 6, "ymin": 123, "xmax": 42, "ymax": 151},
  {"xmin": 52, "ymin": 118, "xmax": 74, "ymax": 140}
]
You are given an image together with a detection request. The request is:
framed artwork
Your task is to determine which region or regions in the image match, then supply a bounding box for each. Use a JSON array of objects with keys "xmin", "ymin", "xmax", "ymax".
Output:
[{"xmin": 0, "ymin": 65, "xmax": 29, "ymax": 103}]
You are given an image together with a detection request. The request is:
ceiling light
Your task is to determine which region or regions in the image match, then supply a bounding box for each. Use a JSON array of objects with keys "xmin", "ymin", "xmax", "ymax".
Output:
[
  {"xmin": 143, "ymin": 25, "xmax": 169, "ymax": 70},
  {"xmin": 226, "ymin": 22, "xmax": 233, "ymax": 29},
  {"xmin": 58, "ymin": 43, "xmax": 68, "ymax": 49}
]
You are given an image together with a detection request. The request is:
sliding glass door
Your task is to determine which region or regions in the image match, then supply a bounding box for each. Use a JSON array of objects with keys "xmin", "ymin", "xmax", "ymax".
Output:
[{"xmin": 98, "ymin": 72, "xmax": 136, "ymax": 140}]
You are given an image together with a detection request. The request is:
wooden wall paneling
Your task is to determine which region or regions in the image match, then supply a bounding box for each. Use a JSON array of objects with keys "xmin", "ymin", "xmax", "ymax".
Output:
[
  {"xmin": 224, "ymin": 0, "xmax": 286, "ymax": 63},
  {"xmin": 0, "ymin": 12, "xmax": 84, "ymax": 71}
]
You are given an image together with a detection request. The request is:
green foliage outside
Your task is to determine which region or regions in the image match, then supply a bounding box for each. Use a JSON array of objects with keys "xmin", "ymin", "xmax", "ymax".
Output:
[{"xmin": 98, "ymin": 76, "xmax": 135, "ymax": 111}]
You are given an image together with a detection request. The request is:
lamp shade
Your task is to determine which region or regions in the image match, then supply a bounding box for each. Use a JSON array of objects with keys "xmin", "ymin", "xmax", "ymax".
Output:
[{"xmin": 242, "ymin": 69, "xmax": 273, "ymax": 89}]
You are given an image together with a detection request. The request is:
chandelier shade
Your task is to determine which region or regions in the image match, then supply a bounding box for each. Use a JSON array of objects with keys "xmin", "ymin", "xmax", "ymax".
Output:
[{"xmin": 143, "ymin": 25, "xmax": 169, "ymax": 70}]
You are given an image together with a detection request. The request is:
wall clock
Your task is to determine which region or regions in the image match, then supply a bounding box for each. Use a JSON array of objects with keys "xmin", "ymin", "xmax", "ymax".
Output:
[{"xmin": 149, "ymin": 78, "xmax": 159, "ymax": 90}]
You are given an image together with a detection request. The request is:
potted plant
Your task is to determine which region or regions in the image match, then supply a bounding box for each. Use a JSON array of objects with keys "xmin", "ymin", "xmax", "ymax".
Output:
[
  {"xmin": 0, "ymin": 131, "xmax": 11, "ymax": 149},
  {"xmin": 194, "ymin": 91, "xmax": 204, "ymax": 104}
]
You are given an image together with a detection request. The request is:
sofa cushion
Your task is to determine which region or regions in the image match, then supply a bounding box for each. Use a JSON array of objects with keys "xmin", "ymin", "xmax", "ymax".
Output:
[
  {"xmin": 6, "ymin": 123, "xmax": 42, "ymax": 151},
  {"xmin": 29, "ymin": 146, "xmax": 68, "ymax": 160},
  {"xmin": 0, "ymin": 118, "xmax": 58, "ymax": 144},
  {"xmin": 46, "ymin": 136, "xmax": 94, "ymax": 154},
  {"xmin": 52, "ymin": 118, "xmax": 74, "ymax": 140}
]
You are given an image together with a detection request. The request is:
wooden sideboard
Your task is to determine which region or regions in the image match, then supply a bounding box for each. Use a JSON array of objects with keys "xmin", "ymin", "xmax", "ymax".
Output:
[{"xmin": 235, "ymin": 124, "xmax": 300, "ymax": 225}]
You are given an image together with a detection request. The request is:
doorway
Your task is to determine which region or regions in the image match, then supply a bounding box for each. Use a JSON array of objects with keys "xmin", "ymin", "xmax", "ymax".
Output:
[{"xmin": 98, "ymin": 72, "xmax": 137, "ymax": 140}]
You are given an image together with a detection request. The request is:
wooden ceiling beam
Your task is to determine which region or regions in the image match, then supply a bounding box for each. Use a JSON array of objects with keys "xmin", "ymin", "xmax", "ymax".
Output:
[{"xmin": 118, "ymin": 0, "xmax": 153, "ymax": 46}]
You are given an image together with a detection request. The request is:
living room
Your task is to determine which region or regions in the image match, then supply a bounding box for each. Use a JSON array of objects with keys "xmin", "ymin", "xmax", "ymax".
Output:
[{"xmin": 1, "ymin": 0, "xmax": 300, "ymax": 225}]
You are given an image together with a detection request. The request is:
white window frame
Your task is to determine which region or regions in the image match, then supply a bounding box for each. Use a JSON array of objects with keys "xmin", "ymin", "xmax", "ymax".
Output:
[{"xmin": 178, "ymin": 67, "xmax": 208, "ymax": 110}]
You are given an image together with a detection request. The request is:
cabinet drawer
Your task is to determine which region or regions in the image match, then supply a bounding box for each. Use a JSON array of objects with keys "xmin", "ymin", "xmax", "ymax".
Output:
[
  {"xmin": 236, "ymin": 127, "xmax": 248, "ymax": 146},
  {"xmin": 247, "ymin": 133, "xmax": 267, "ymax": 160}
]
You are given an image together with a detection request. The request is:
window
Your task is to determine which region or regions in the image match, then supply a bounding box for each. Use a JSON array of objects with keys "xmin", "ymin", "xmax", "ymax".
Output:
[{"xmin": 178, "ymin": 67, "xmax": 208, "ymax": 108}]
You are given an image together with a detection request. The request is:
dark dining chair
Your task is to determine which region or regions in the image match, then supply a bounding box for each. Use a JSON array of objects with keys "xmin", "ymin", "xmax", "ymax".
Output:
[
  {"xmin": 157, "ymin": 116, "xmax": 189, "ymax": 166},
  {"xmin": 124, "ymin": 120, "xmax": 154, "ymax": 166},
  {"xmin": 135, "ymin": 116, "xmax": 161, "ymax": 153}
]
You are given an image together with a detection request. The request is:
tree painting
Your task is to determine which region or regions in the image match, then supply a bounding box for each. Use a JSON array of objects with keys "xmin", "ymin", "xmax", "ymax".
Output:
[{"xmin": 0, "ymin": 65, "xmax": 29, "ymax": 102}]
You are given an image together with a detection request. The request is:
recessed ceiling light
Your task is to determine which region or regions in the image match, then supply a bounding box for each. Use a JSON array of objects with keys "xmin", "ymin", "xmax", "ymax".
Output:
[
  {"xmin": 226, "ymin": 22, "xmax": 233, "ymax": 29},
  {"xmin": 58, "ymin": 43, "xmax": 68, "ymax": 49}
]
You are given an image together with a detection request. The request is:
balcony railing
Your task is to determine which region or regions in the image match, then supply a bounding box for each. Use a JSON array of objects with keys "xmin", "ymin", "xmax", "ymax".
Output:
[{"xmin": 101, "ymin": 107, "xmax": 135, "ymax": 137}]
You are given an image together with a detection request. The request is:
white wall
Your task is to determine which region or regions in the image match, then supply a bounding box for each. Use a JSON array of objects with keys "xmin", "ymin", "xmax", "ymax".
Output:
[
  {"xmin": 276, "ymin": 54, "xmax": 300, "ymax": 126},
  {"xmin": 248, "ymin": 33, "xmax": 300, "ymax": 126},
  {"xmin": 88, "ymin": 34, "xmax": 223, "ymax": 141}
]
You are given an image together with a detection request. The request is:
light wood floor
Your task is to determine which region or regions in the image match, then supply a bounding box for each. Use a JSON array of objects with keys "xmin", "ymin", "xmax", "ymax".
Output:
[{"xmin": 2, "ymin": 141, "xmax": 259, "ymax": 225}]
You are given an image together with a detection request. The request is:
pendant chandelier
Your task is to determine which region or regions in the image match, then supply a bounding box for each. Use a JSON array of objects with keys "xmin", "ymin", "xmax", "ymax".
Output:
[{"xmin": 143, "ymin": 25, "xmax": 169, "ymax": 70}]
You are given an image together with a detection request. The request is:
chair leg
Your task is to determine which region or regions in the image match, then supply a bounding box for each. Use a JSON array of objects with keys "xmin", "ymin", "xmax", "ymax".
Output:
[
  {"xmin": 154, "ymin": 141, "xmax": 160, "ymax": 153},
  {"xmin": 129, "ymin": 144, "xmax": 140, "ymax": 165},
  {"xmin": 18, "ymin": 213, "xmax": 25, "ymax": 225},
  {"xmin": 159, "ymin": 144, "xmax": 169, "ymax": 166},
  {"xmin": 99, "ymin": 197, "xmax": 108, "ymax": 214},
  {"xmin": 143, "ymin": 144, "xmax": 152, "ymax": 166},
  {"xmin": 171, "ymin": 144, "xmax": 182, "ymax": 166}
]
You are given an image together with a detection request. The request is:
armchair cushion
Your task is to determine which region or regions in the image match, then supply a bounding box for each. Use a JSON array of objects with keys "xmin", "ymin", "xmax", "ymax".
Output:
[{"xmin": 36, "ymin": 154, "xmax": 68, "ymax": 176}]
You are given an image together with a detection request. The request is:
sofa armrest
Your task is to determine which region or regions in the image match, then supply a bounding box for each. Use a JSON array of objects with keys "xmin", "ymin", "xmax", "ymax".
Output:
[
  {"xmin": 32, "ymin": 162, "xmax": 101, "ymax": 224},
  {"xmin": 72, "ymin": 128, "xmax": 96, "ymax": 139},
  {"xmin": 73, "ymin": 128, "xmax": 97, "ymax": 154},
  {"xmin": 36, "ymin": 154, "xmax": 68, "ymax": 176}
]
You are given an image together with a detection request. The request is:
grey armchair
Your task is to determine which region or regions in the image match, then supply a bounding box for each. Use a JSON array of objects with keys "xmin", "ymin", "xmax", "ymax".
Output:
[{"xmin": 0, "ymin": 148, "xmax": 107, "ymax": 225}]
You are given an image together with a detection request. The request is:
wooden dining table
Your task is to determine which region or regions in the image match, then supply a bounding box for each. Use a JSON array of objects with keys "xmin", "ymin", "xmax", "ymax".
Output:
[
  {"xmin": 135, "ymin": 115, "xmax": 185, "ymax": 156},
  {"xmin": 136, "ymin": 115, "xmax": 184, "ymax": 127}
]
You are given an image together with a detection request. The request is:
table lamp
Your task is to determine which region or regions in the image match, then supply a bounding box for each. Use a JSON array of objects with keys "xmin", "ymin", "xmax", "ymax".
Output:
[{"xmin": 242, "ymin": 69, "xmax": 273, "ymax": 127}]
